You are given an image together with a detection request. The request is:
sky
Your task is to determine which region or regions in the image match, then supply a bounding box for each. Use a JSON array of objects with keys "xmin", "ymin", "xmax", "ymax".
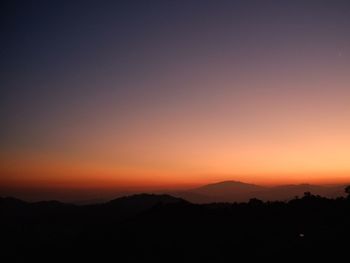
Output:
[{"xmin": 1, "ymin": 0, "xmax": 350, "ymax": 199}]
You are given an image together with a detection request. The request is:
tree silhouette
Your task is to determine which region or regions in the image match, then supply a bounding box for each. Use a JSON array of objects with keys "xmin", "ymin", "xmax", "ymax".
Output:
[
  {"xmin": 345, "ymin": 186, "xmax": 350, "ymax": 198},
  {"xmin": 303, "ymin": 191, "xmax": 312, "ymax": 198},
  {"xmin": 248, "ymin": 198, "xmax": 264, "ymax": 205}
]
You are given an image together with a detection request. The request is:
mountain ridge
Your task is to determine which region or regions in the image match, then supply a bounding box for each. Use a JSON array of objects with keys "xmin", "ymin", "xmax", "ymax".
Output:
[{"xmin": 170, "ymin": 180, "xmax": 348, "ymax": 203}]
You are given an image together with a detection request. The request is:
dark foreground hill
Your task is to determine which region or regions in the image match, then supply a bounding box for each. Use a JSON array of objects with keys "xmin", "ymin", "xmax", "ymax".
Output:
[{"xmin": 1, "ymin": 192, "xmax": 350, "ymax": 262}]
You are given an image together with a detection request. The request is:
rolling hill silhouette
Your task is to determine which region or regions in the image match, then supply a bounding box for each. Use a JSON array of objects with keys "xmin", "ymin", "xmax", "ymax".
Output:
[
  {"xmin": 99, "ymin": 193, "xmax": 187, "ymax": 216},
  {"xmin": 2, "ymin": 191, "xmax": 350, "ymax": 262}
]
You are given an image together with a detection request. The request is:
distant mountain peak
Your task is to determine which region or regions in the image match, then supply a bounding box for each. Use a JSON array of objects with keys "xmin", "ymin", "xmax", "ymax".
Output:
[
  {"xmin": 195, "ymin": 180, "xmax": 264, "ymax": 190},
  {"xmin": 203, "ymin": 180, "xmax": 258, "ymax": 187},
  {"xmin": 191, "ymin": 180, "xmax": 266, "ymax": 200}
]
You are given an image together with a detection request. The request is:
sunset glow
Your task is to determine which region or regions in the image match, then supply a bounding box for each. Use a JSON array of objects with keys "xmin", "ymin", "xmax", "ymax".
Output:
[{"xmin": 2, "ymin": 1, "xmax": 350, "ymax": 200}]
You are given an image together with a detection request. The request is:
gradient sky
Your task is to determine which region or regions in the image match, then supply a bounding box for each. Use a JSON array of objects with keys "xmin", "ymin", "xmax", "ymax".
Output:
[{"xmin": 2, "ymin": 0, "xmax": 350, "ymax": 197}]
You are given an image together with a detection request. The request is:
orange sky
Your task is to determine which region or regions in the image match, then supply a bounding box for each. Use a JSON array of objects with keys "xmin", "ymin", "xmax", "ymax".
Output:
[
  {"xmin": 2, "ymin": 1, "xmax": 350, "ymax": 193},
  {"xmin": 2, "ymin": 71, "xmax": 350, "ymax": 189}
]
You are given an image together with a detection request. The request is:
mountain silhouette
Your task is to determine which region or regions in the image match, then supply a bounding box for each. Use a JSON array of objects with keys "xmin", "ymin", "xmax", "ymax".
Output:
[
  {"xmin": 171, "ymin": 181, "xmax": 348, "ymax": 203},
  {"xmin": 0, "ymin": 196, "xmax": 28, "ymax": 206},
  {"xmin": 193, "ymin": 180, "xmax": 265, "ymax": 195},
  {"xmin": 188, "ymin": 180, "xmax": 265, "ymax": 202}
]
